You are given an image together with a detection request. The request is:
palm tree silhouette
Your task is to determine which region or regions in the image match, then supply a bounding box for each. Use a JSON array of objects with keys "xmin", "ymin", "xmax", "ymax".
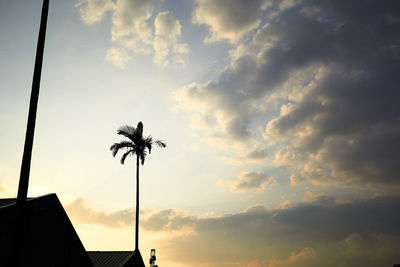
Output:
[{"xmin": 110, "ymin": 121, "xmax": 166, "ymax": 252}]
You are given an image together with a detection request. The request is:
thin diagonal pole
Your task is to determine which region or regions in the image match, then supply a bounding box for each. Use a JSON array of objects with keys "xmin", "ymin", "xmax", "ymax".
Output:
[
  {"xmin": 16, "ymin": 0, "xmax": 49, "ymax": 206},
  {"xmin": 13, "ymin": 1, "xmax": 49, "ymax": 265}
]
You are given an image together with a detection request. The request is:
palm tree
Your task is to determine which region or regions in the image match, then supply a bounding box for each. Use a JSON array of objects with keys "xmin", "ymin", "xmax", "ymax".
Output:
[{"xmin": 110, "ymin": 121, "xmax": 166, "ymax": 252}]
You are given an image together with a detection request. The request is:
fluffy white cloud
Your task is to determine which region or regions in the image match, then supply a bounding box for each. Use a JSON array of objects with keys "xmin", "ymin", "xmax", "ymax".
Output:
[
  {"xmin": 111, "ymin": 0, "xmax": 154, "ymax": 55},
  {"xmin": 106, "ymin": 46, "xmax": 132, "ymax": 69},
  {"xmin": 77, "ymin": 0, "xmax": 189, "ymax": 67},
  {"xmin": 153, "ymin": 12, "xmax": 190, "ymax": 66},
  {"xmin": 76, "ymin": 0, "xmax": 114, "ymax": 24},
  {"xmin": 192, "ymin": 0, "xmax": 268, "ymax": 43}
]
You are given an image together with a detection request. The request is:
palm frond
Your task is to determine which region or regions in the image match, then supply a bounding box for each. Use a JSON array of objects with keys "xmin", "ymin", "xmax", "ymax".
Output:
[
  {"xmin": 155, "ymin": 139, "xmax": 167, "ymax": 148},
  {"xmin": 117, "ymin": 125, "xmax": 136, "ymax": 140},
  {"xmin": 110, "ymin": 141, "xmax": 134, "ymax": 157},
  {"xmin": 130, "ymin": 122, "xmax": 144, "ymax": 144},
  {"xmin": 136, "ymin": 121, "xmax": 143, "ymax": 136},
  {"xmin": 144, "ymin": 136, "xmax": 153, "ymax": 154},
  {"xmin": 139, "ymin": 149, "xmax": 147, "ymax": 165},
  {"xmin": 120, "ymin": 149, "xmax": 134, "ymax": 165}
]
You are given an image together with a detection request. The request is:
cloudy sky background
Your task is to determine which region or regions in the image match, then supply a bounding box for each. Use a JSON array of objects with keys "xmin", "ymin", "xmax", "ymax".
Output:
[{"xmin": 1, "ymin": 0, "xmax": 400, "ymax": 266}]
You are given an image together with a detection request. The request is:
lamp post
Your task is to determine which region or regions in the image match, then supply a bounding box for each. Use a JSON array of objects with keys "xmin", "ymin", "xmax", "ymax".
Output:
[{"xmin": 149, "ymin": 249, "xmax": 158, "ymax": 267}]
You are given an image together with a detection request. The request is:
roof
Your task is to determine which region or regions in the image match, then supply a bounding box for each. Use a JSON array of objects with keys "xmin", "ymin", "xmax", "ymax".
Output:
[
  {"xmin": 0, "ymin": 195, "xmax": 145, "ymax": 267},
  {"xmin": 87, "ymin": 251, "xmax": 134, "ymax": 267},
  {"xmin": 87, "ymin": 250, "xmax": 145, "ymax": 267},
  {"xmin": 0, "ymin": 198, "xmax": 33, "ymax": 208},
  {"xmin": 0, "ymin": 194, "xmax": 93, "ymax": 266},
  {"xmin": 0, "ymin": 198, "xmax": 16, "ymax": 207}
]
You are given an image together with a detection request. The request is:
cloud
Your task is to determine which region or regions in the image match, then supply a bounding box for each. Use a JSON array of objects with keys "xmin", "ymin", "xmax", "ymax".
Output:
[
  {"xmin": 261, "ymin": 1, "xmax": 400, "ymax": 186},
  {"xmin": 153, "ymin": 11, "xmax": 190, "ymax": 66},
  {"xmin": 302, "ymin": 191, "xmax": 335, "ymax": 205},
  {"xmin": 267, "ymin": 247, "xmax": 316, "ymax": 267},
  {"xmin": 277, "ymin": 199, "xmax": 292, "ymax": 210},
  {"xmin": 247, "ymin": 148, "xmax": 268, "ymax": 160},
  {"xmin": 175, "ymin": 0, "xmax": 400, "ymax": 188},
  {"xmin": 221, "ymin": 147, "xmax": 268, "ymax": 165},
  {"xmin": 218, "ymin": 171, "xmax": 277, "ymax": 192},
  {"xmin": 141, "ymin": 208, "xmax": 196, "ymax": 232},
  {"xmin": 65, "ymin": 198, "xmax": 133, "ymax": 228},
  {"xmin": 105, "ymin": 47, "xmax": 132, "ymax": 68},
  {"xmin": 110, "ymin": 0, "xmax": 154, "ymax": 55},
  {"xmin": 173, "ymin": 78, "xmax": 277, "ymax": 142},
  {"xmin": 65, "ymin": 197, "xmax": 196, "ymax": 231},
  {"xmin": 289, "ymin": 174, "xmax": 306, "ymax": 186},
  {"xmin": 76, "ymin": 0, "xmax": 114, "ymax": 24},
  {"xmin": 192, "ymin": 0, "xmax": 268, "ymax": 43},
  {"xmin": 273, "ymin": 148, "xmax": 296, "ymax": 167},
  {"xmin": 173, "ymin": 4, "xmax": 316, "ymax": 144},
  {"xmin": 66, "ymin": 196, "xmax": 400, "ymax": 266},
  {"xmin": 77, "ymin": 0, "xmax": 189, "ymax": 67},
  {"xmin": 160, "ymin": 196, "xmax": 400, "ymax": 266}
]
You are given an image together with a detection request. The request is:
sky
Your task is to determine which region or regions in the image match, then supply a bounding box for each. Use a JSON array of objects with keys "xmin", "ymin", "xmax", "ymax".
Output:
[{"xmin": 1, "ymin": 0, "xmax": 400, "ymax": 266}]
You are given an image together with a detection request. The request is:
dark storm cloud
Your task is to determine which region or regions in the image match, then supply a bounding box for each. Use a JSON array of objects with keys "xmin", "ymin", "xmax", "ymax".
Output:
[{"xmin": 177, "ymin": 0, "xmax": 400, "ymax": 186}]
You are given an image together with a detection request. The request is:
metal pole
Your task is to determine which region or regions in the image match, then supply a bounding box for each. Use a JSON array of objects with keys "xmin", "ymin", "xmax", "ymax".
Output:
[
  {"xmin": 16, "ymin": 0, "xmax": 49, "ymax": 206},
  {"xmin": 13, "ymin": 1, "xmax": 49, "ymax": 265}
]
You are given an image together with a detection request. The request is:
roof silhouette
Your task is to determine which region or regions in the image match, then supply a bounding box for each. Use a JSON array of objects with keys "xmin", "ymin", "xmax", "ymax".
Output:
[
  {"xmin": 0, "ymin": 194, "xmax": 145, "ymax": 267},
  {"xmin": 88, "ymin": 250, "xmax": 145, "ymax": 267}
]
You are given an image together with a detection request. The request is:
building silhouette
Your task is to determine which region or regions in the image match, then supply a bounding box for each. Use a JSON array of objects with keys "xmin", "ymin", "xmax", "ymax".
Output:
[{"xmin": 0, "ymin": 194, "xmax": 145, "ymax": 266}]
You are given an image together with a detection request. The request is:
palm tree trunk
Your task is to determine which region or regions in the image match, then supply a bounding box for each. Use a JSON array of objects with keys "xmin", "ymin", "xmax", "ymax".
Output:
[{"xmin": 135, "ymin": 154, "xmax": 139, "ymax": 251}]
